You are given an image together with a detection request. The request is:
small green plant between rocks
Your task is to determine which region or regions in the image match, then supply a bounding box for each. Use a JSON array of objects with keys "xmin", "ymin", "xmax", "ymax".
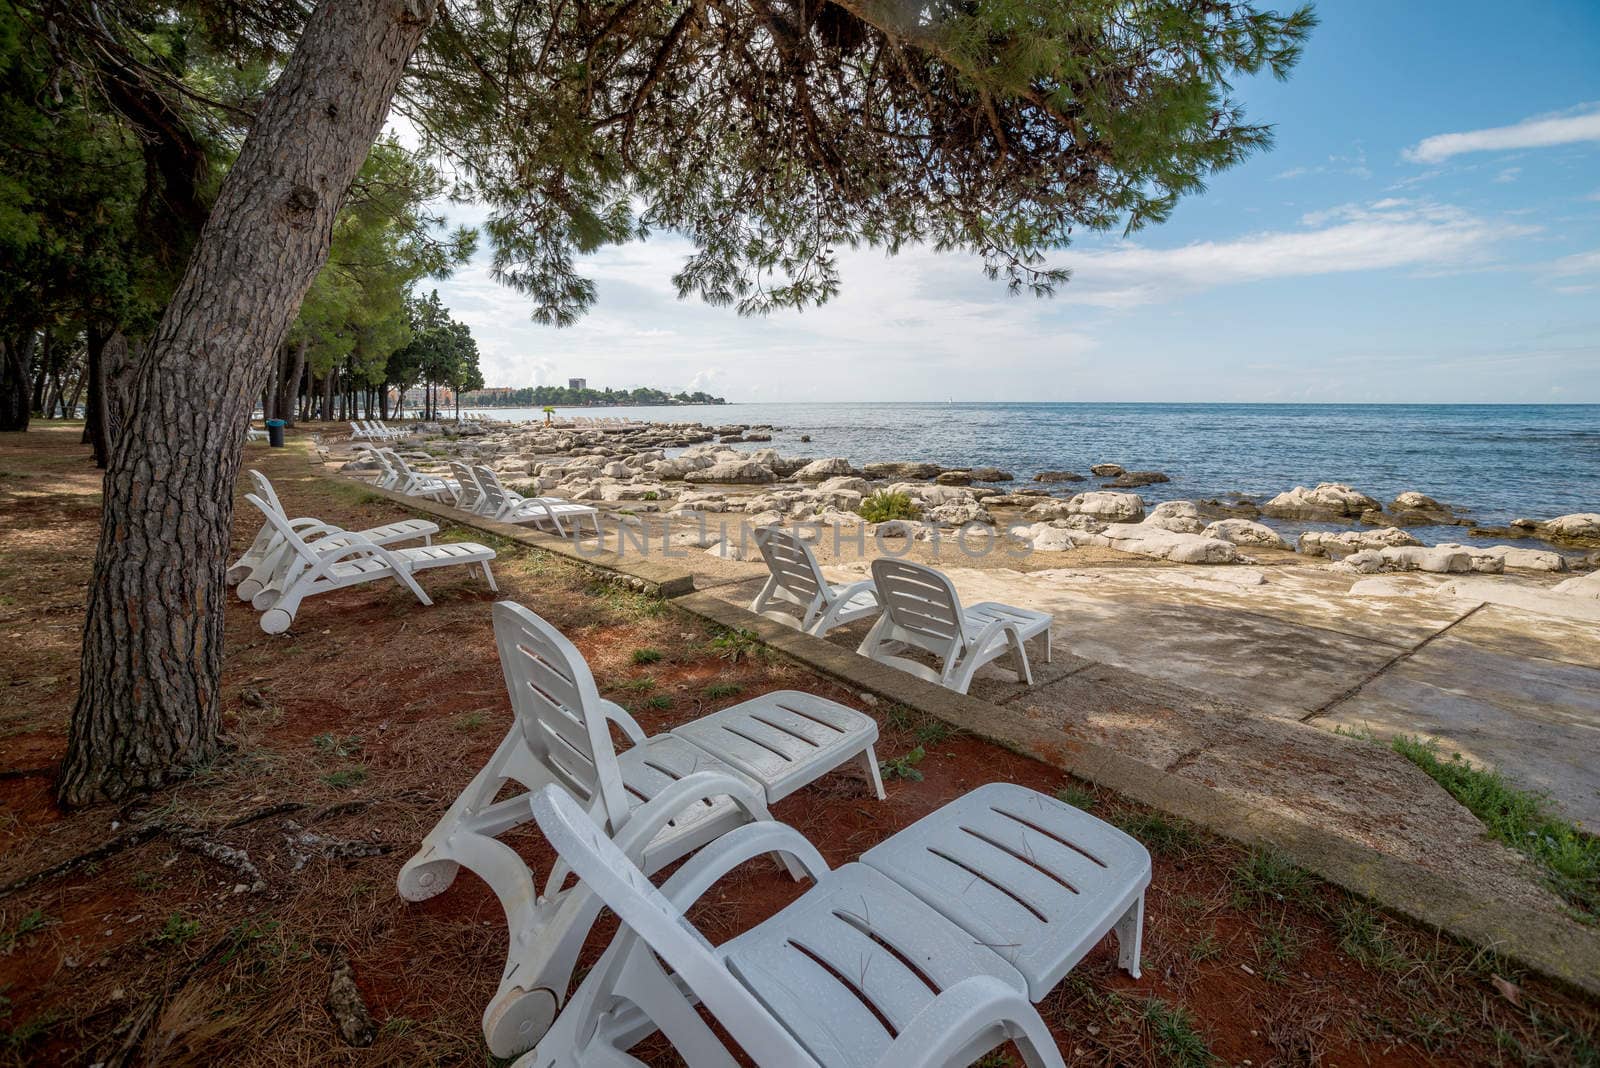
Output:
[{"xmin": 857, "ymin": 490, "xmax": 919, "ymax": 524}]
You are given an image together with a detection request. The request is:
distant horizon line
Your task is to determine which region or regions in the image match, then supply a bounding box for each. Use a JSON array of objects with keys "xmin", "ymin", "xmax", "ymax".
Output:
[{"xmin": 468, "ymin": 399, "xmax": 1600, "ymax": 408}]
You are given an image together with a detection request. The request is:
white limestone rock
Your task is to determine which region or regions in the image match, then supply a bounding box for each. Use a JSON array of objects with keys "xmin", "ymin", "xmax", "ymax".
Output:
[
  {"xmin": 1262, "ymin": 483, "xmax": 1382, "ymax": 520},
  {"xmin": 1437, "ymin": 543, "xmax": 1564, "ymax": 572},
  {"xmin": 1141, "ymin": 500, "xmax": 1204, "ymax": 534},
  {"xmin": 682, "ymin": 459, "xmax": 777, "ymax": 484},
  {"xmin": 1553, "ymin": 570, "xmax": 1600, "ymax": 599},
  {"xmin": 1543, "ymin": 514, "xmax": 1600, "ymax": 543},
  {"xmin": 1201, "ymin": 518, "xmax": 1289, "ymax": 550},
  {"xmin": 792, "ymin": 457, "xmax": 856, "ymax": 481},
  {"xmin": 1299, "ymin": 528, "xmax": 1421, "ymax": 558},
  {"xmin": 1067, "ymin": 491, "xmax": 1145, "ymax": 523},
  {"xmin": 649, "ymin": 455, "xmax": 715, "ymax": 480},
  {"xmin": 923, "ymin": 499, "xmax": 995, "ymax": 528},
  {"xmin": 1087, "ymin": 523, "xmax": 1240, "ymax": 564},
  {"xmin": 818, "ymin": 475, "xmax": 869, "ymax": 494}
]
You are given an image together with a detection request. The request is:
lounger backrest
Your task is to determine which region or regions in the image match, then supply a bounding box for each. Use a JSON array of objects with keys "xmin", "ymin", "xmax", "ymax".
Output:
[
  {"xmin": 247, "ymin": 470, "xmax": 285, "ymax": 517},
  {"xmin": 754, "ymin": 527, "xmax": 826, "ymax": 604},
  {"xmin": 870, "ymin": 558, "xmax": 968, "ymax": 660},
  {"xmin": 492, "ymin": 602, "xmax": 631, "ymax": 831},
  {"xmin": 529, "ymin": 784, "xmax": 805, "ymax": 1063},
  {"xmin": 474, "ymin": 465, "xmax": 513, "ymax": 513},
  {"xmin": 448, "ymin": 462, "xmax": 483, "ymax": 511},
  {"xmin": 381, "ymin": 448, "xmax": 413, "ymax": 477},
  {"xmin": 243, "ymin": 493, "xmax": 319, "ymax": 566}
]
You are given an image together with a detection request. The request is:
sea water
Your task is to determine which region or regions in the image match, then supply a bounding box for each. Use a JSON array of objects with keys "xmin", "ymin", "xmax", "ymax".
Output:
[{"xmin": 463, "ymin": 402, "xmax": 1599, "ymax": 536}]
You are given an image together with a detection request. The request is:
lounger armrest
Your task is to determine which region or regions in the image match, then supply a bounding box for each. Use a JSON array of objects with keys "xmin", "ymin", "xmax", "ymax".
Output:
[
  {"xmin": 656, "ymin": 820, "xmax": 831, "ymax": 912},
  {"xmin": 877, "ymin": 975, "xmax": 1057, "ymax": 1068},
  {"xmin": 830, "ymin": 579, "xmax": 879, "ymax": 606},
  {"xmin": 965, "ymin": 617, "xmax": 1026, "ymax": 655},
  {"xmin": 608, "ymin": 769, "xmax": 773, "ymax": 867},
  {"xmin": 599, "ymin": 699, "xmax": 648, "ymax": 745}
]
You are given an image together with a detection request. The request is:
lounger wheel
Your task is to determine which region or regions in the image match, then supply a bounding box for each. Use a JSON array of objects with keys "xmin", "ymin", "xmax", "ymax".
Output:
[
  {"xmin": 237, "ymin": 577, "xmax": 264, "ymax": 601},
  {"xmin": 225, "ymin": 564, "xmax": 250, "ymax": 584},
  {"xmin": 260, "ymin": 607, "xmax": 294, "ymax": 635},
  {"xmin": 395, "ymin": 855, "xmax": 459, "ymax": 901},
  {"xmin": 483, "ymin": 985, "xmax": 559, "ymax": 1057}
]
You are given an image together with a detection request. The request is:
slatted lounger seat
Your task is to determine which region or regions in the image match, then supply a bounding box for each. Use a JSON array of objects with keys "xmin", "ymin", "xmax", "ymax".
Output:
[
  {"xmin": 517, "ymin": 780, "xmax": 1150, "ymax": 1067},
  {"xmin": 396, "ymin": 602, "xmax": 881, "ymax": 1056},
  {"xmin": 860, "ymin": 782, "xmax": 1150, "ymax": 993}
]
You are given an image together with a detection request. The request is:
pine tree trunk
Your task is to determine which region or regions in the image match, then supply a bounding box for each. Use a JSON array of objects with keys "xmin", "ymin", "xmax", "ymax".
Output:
[
  {"xmin": 279, "ymin": 340, "xmax": 307, "ymax": 427},
  {"xmin": 0, "ymin": 331, "xmax": 36, "ymax": 432},
  {"xmin": 61, "ymin": 0, "xmax": 437, "ymax": 806}
]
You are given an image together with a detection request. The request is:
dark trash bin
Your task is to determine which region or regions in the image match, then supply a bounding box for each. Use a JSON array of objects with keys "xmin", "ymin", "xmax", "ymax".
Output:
[{"xmin": 266, "ymin": 419, "xmax": 286, "ymax": 447}]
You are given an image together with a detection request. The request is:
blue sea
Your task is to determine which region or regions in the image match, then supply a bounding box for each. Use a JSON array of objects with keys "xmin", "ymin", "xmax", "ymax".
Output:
[{"xmin": 464, "ymin": 402, "xmax": 1599, "ymax": 541}]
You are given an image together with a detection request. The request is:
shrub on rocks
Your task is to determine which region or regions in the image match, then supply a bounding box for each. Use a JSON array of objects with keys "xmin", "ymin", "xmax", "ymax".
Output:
[{"xmin": 858, "ymin": 491, "xmax": 919, "ymax": 523}]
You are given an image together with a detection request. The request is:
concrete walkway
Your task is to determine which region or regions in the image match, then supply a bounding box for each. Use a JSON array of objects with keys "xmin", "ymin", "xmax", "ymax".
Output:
[
  {"xmin": 679, "ymin": 551, "xmax": 1600, "ymax": 915},
  {"xmin": 784, "ymin": 558, "xmax": 1600, "ymax": 832}
]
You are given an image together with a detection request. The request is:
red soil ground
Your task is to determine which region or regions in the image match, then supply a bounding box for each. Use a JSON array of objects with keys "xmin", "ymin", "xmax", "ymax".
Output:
[{"xmin": 0, "ymin": 424, "xmax": 1596, "ymax": 1067}]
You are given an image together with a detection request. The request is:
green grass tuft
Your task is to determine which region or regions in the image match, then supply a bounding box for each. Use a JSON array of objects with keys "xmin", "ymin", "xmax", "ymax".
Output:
[
  {"xmin": 1390, "ymin": 735, "xmax": 1599, "ymax": 922},
  {"xmin": 1114, "ymin": 811, "xmax": 1200, "ymax": 857},
  {"xmin": 1141, "ymin": 998, "xmax": 1214, "ymax": 1067},
  {"xmin": 630, "ymin": 647, "xmax": 663, "ymax": 665},
  {"xmin": 708, "ymin": 628, "xmax": 764, "ymax": 663},
  {"xmin": 0, "ymin": 909, "xmax": 53, "ymax": 952},
  {"xmin": 703, "ymin": 682, "xmax": 742, "ymax": 699},
  {"xmin": 1231, "ymin": 847, "xmax": 1315, "ymax": 904},
  {"xmin": 322, "ymin": 766, "xmax": 368, "ymax": 789}
]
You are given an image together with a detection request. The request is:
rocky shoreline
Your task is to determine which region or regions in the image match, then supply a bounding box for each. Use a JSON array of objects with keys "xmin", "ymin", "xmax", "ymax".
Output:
[{"xmin": 343, "ymin": 417, "xmax": 1600, "ymax": 584}]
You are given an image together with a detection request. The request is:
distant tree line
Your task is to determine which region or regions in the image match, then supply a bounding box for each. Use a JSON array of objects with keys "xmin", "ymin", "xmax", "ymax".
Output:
[{"xmin": 461, "ymin": 385, "xmax": 725, "ymax": 407}]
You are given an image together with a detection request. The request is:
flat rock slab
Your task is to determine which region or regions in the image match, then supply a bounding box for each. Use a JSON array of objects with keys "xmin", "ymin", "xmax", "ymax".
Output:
[
  {"xmin": 1320, "ymin": 631, "xmax": 1600, "ymax": 828},
  {"xmin": 996, "ymin": 663, "xmax": 1557, "ymax": 915}
]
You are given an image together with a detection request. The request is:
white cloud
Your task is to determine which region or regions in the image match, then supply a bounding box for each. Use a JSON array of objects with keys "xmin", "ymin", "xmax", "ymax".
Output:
[
  {"xmin": 1056, "ymin": 199, "xmax": 1518, "ymax": 308},
  {"xmin": 1493, "ymin": 166, "xmax": 1522, "ymax": 184},
  {"xmin": 1545, "ymin": 249, "xmax": 1600, "ymax": 277},
  {"xmin": 1404, "ymin": 104, "xmax": 1600, "ymax": 163}
]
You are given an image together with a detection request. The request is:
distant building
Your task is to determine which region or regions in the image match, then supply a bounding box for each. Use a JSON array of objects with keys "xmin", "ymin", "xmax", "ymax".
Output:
[{"xmin": 568, "ymin": 378, "xmax": 587, "ymax": 390}]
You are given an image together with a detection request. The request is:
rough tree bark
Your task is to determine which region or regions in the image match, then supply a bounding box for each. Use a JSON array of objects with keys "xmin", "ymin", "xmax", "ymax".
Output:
[
  {"xmin": 278, "ymin": 340, "xmax": 308, "ymax": 427},
  {"xmin": 0, "ymin": 331, "xmax": 37, "ymax": 432},
  {"xmin": 61, "ymin": 0, "xmax": 438, "ymax": 805}
]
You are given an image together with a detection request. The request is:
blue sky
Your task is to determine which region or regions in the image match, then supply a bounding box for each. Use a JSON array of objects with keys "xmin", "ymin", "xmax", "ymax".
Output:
[{"xmin": 423, "ymin": 0, "xmax": 1600, "ymax": 403}]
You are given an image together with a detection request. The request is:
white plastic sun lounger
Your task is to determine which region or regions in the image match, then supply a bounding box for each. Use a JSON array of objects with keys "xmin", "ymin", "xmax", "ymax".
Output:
[
  {"xmin": 857, "ymin": 558, "xmax": 1051, "ymax": 695},
  {"xmin": 397, "ymin": 602, "xmax": 882, "ymax": 1055},
  {"xmin": 227, "ymin": 471, "xmax": 439, "ymax": 600},
  {"xmin": 517, "ymin": 779, "xmax": 1148, "ymax": 1068},
  {"xmin": 751, "ymin": 526, "xmax": 881, "ymax": 638},
  {"xmin": 242, "ymin": 493, "xmax": 496, "ymax": 634},
  {"xmin": 380, "ymin": 448, "xmax": 457, "ymax": 501},
  {"xmin": 473, "ymin": 464, "xmax": 600, "ymax": 538}
]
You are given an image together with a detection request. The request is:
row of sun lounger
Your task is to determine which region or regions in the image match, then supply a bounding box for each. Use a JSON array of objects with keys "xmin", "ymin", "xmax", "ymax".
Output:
[{"xmin": 229, "ymin": 468, "xmax": 1142, "ymax": 1067}]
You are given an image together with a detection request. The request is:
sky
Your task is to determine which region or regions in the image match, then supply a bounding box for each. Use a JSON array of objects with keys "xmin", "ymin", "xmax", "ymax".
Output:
[{"xmin": 413, "ymin": 0, "xmax": 1600, "ymax": 404}]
